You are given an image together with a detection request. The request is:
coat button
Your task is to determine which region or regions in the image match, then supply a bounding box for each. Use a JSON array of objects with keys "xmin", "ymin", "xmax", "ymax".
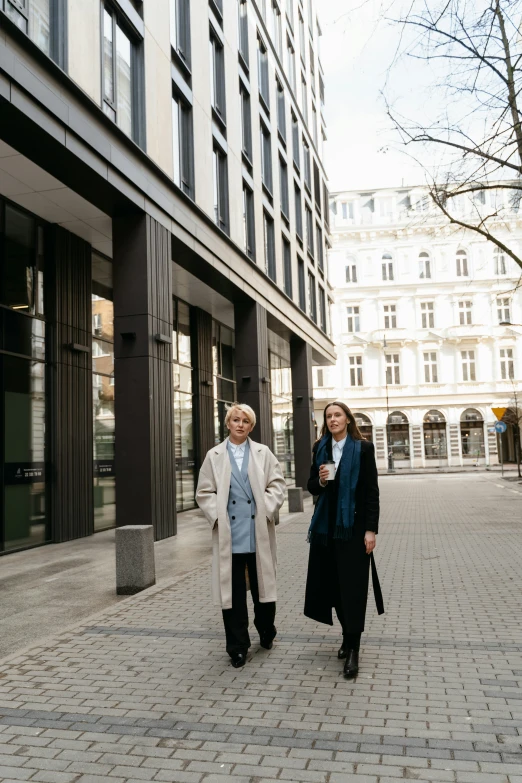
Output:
[
  {"xmin": 232, "ymin": 500, "xmax": 236, "ymax": 504},
  {"xmin": 232, "ymin": 516, "xmax": 235, "ymax": 520},
  {"xmin": 251, "ymin": 515, "xmax": 255, "ymax": 519},
  {"xmin": 247, "ymin": 500, "xmax": 251, "ymax": 504}
]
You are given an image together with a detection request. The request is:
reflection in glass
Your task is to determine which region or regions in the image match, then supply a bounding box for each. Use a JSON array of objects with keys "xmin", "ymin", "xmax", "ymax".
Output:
[
  {"xmin": 29, "ymin": 0, "xmax": 50, "ymax": 54},
  {"xmin": 93, "ymin": 374, "xmax": 115, "ymax": 531},
  {"xmin": 269, "ymin": 339, "xmax": 294, "ymax": 481},
  {"xmin": 2, "ymin": 356, "xmax": 47, "ymax": 551},
  {"xmin": 2, "ymin": 204, "xmax": 35, "ymax": 313},
  {"xmin": 116, "ymin": 22, "xmax": 132, "ymax": 137},
  {"xmin": 460, "ymin": 409, "xmax": 485, "ymax": 458},
  {"xmin": 423, "ymin": 410, "xmax": 447, "ymax": 459},
  {"xmin": 386, "ymin": 411, "xmax": 410, "ymax": 460},
  {"xmin": 102, "ymin": 9, "xmax": 115, "ymax": 117},
  {"xmin": 6, "ymin": 2, "xmax": 28, "ymax": 32},
  {"xmin": 174, "ymin": 390, "xmax": 195, "ymax": 511},
  {"xmin": 355, "ymin": 412, "xmax": 373, "ymax": 442}
]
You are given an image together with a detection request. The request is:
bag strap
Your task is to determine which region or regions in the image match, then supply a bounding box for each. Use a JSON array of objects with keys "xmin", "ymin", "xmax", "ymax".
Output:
[{"xmin": 370, "ymin": 552, "xmax": 385, "ymax": 615}]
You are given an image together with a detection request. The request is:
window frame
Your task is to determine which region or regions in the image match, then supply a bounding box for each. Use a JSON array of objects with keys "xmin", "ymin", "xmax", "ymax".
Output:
[
  {"xmin": 456, "ymin": 249, "xmax": 469, "ymax": 277},
  {"xmin": 260, "ymin": 120, "xmax": 273, "ymax": 195},
  {"xmin": 294, "ymin": 181, "xmax": 303, "ymax": 242},
  {"xmin": 305, "ymin": 203, "xmax": 314, "ymax": 259},
  {"xmin": 461, "ymin": 349, "xmax": 476, "ymax": 382},
  {"xmin": 283, "ymin": 236, "xmax": 293, "ymax": 298},
  {"xmin": 263, "ymin": 210, "xmax": 276, "ymax": 281},
  {"xmin": 349, "ymin": 355, "xmax": 363, "ymax": 387},
  {"xmin": 239, "ymin": 81, "xmax": 253, "ymax": 166},
  {"xmin": 257, "ymin": 33, "xmax": 270, "ymax": 111},
  {"xmin": 279, "ymin": 155, "xmax": 290, "ymax": 222},
  {"xmin": 385, "ymin": 353, "xmax": 400, "ymax": 385},
  {"xmin": 242, "ymin": 181, "xmax": 256, "ymax": 260},
  {"xmin": 419, "ymin": 251, "xmax": 431, "ymax": 279},
  {"xmin": 347, "ymin": 305, "xmax": 360, "ymax": 333},
  {"xmin": 276, "ymin": 78, "xmax": 287, "ymax": 143},
  {"xmin": 297, "ymin": 255, "xmax": 306, "ymax": 312},
  {"xmin": 383, "ymin": 303, "xmax": 397, "ymax": 330},
  {"xmin": 209, "ymin": 26, "xmax": 226, "ymax": 126},
  {"xmin": 170, "ymin": 0, "xmax": 191, "ymax": 70},
  {"xmin": 237, "ymin": 0, "xmax": 249, "ymax": 67},
  {"xmin": 500, "ymin": 347, "xmax": 514, "ymax": 380},
  {"xmin": 423, "ymin": 351, "xmax": 438, "ymax": 384},
  {"xmin": 345, "ymin": 262, "xmax": 357, "ymax": 283},
  {"xmin": 3, "ymin": 0, "xmax": 67, "ymax": 66},
  {"xmin": 497, "ymin": 297, "xmax": 511, "ymax": 324},
  {"xmin": 308, "ymin": 270, "xmax": 317, "ymax": 323},
  {"xmin": 172, "ymin": 90, "xmax": 195, "ymax": 198},
  {"xmin": 420, "ymin": 301, "xmax": 434, "ymax": 329},
  {"xmin": 101, "ymin": 2, "xmax": 146, "ymax": 148},
  {"xmin": 212, "ymin": 143, "xmax": 229, "ymax": 234},
  {"xmin": 458, "ymin": 300, "xmax": 472, "ymax": 326}
]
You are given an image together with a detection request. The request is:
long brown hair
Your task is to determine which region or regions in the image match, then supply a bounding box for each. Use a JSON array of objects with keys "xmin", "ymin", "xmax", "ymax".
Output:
[{"xmin": 318, "ymin": 401, "xmax": 364, "ymax": 442}]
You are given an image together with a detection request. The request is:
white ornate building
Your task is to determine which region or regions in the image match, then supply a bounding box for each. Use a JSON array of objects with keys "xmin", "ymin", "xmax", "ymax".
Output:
[{"xmin": 314, "ymin": 185, "xmax": 522, "ymax": 469}]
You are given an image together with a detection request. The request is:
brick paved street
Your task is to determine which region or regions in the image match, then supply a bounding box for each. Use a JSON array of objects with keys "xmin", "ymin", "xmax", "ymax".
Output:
[{"xmin": 1, "ymin": 474, "xmax": 522, "ymax": 783}]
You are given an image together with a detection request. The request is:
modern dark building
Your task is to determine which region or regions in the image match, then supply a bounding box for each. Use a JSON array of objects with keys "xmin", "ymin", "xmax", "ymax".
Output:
[{"xmin": 0, "ymin": 0, "xmax": 334, "ymax": 554}]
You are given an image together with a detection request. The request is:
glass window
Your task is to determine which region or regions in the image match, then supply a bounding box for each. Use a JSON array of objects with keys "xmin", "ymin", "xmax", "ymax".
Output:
[
  {"xmin": 257, "ymin": 35, "xmax": 270, "ymax": 108},
  {"xmin": 423, "ymin": 410, "xmax": 447, "ymax": 460},
  {"xmin": 172, "ymin": 94, "xmax": 194, "ymax": 197},
  {"xmin": 305, "ymin": 205, "xmax": 313, "ymax": 257},
  {"xmin": 460, "ymin": 409, "xmax": 484, "ymax": 459},
  {"xmin": 316, "ymin": 224, "xmax": 323, "ymax": 271},
  {"xmin": 29, "ymin": 0, "xmax": 51, "ymax": 54},
  {"xmin": 456, "ymin": 249, "xmax": 469, "ymax": 277},
  {"xmin": 238, "ymin": 0, "xmax": 249, "ymax": 64},
  {"xmin": 459, "ymin": 300, "xmax": 472, "ymax": 325},
  {"xmin": 102, "ymin": 6, "xmax": 135, "ymax": 139},
  {"xmin": 421, "ymin": 302, "xmax": 434, "ymax": 329},
  {"xmin": 383, "ymin": 303, "xmax": 397, "ymax": 329},
  {"xmin": 212, "ymin": 145, "xmax": 229, "ymax": 232},
  {"xmin": 500, "ymin": 348, "xmax": 514, "ymax": 380},
  {"xmin": 308, "ymin": 272, "xmax": 317, "ymax": 323},
  {"xmin": 279, "ymin": 156, "xmax": 289, "ymax": 219},
  {"xmin": 292, "ymin": 112, "xmax": 300, "ymax": 169},
  {"xmin": 297, "ymin": 256, "xmax": 306, "ymax": 311},
  {"xmin": 260, "ymin": 123, "xmax": 273, "ymax": 193},
  {"xmin": 349, "ymin": 355, "xmax": 363, "ymax": 386},
  {"xmin": 382, "ymin": 253, "xmax": 394, "ymax": 281},
  {"xmin": 240, "ymin": 83, "xmax": 253, "ymax": 162},
  {"xmin": 276, "ymin": 80, "xmax": 286, "ymax": 141},
  {"xmin": 264, "ymin": 211, "xmax": 276, "ymax": 281},
  {"xmin": 419, "ymin": 251, "xmax": 431, "ymax": 279},
  {"xmin": 269, "ymin": 334, "xmax": 294, "ymax": 481},
  {"xmin": 283, "ymin": 237, "xmax": 292, "ymax": 298},
  {"xmin": 301, "ymin": 75, "xmax": 308, "ymax": 123},
  {"xmin": 303, "ymin": 138, "xmax": 311, "ymax": 191},
  {"xmin": 318, "ymin": 286, "xmax": 326, "ymax": 332},
  {"xmin": 286, "ymin": 35, "xmax": 296, "ymax": 92},
  {"xmin": 242, "ymin": 183, "xmax": 255, "ymax": 260},
  {"xmin": 294, "ymin": 182, "xmax": 303, "ymax": 240},
  {"xmin": 345, "ymin": 260, "xmax": 357, "ymax": 283},
  {"xmin": 171, "ymin": 0, "xmax": 191, "ymax": 66},
  {"xmin": 461, "ymin": 350, "xmax": 476, "ymax": 381},
  {"xmin": 347, "ymin": 305, "xmax": 359, "ymax": 333},
  {"xmin": 497, "ymin": 297, "xmax": 511, "ymax": 324},
  {"xmin": 1, "ymin": 355, "xmax": 48, "ymax": 551},
  {"xmin": 423, "ymin": 352, "xmax": 438, "ymax": 383},
  {"xmin": 386, "ymin": 353, "xmax": 400, "ymax": 385},
  {"xmin": 494, "ymin": 248, "xmax": 507, "ymax": 275},
  {"xmin": 1, "ymin": 204, "xmax": 37, "ymax": 314},
  {"xmin": 387, "ymin": 411, "xmax": 410, "ymax": 461},
  {"xmin": 210, "ymin": 30, "xmax": 226, "ymax": 122}
]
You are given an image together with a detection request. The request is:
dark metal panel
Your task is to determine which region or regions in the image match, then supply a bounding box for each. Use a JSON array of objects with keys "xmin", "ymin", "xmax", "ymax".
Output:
[
  {"xmin": 234, "ymin": 300, "xmax": 272, "ymax": 447},
  {"xmin": 290, "ymin": 337, "xmax": 315, "ymax": 490},
  {"xmin": 191, "ymin": 308, "xmax": 214, "ymax": 468},
  {"xmin": 46, "ymin": 226, "xmax": 93, "ymax": 543},
  {"xmin": 113, "ymin": 213, "xmax": 176, "ymax": 540}
]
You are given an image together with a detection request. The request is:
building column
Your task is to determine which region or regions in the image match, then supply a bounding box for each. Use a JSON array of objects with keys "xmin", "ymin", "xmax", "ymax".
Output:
[
  {"xmin": 290, "ymin": 337, "xmax": 315, "ymax": 489},
  {"xmin": 113, "ymin": 213, "xmax": 176, "ymax": 539},
  {"xmin": 191, "ymin": 307, "xmax": 214, "ymax": 468},
  {"xmin": 234, "ymin": 299, "xmax": 272, "ymax": 446},
  {"xmin": 47, "ymin": 226, "xmax": 93, "ymax": 542}
]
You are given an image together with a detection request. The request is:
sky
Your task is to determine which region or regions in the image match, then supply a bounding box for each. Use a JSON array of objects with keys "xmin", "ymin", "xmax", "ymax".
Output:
[{"xmin": 319, "ymin": 0, "xmax": 435, "ymax": 193}]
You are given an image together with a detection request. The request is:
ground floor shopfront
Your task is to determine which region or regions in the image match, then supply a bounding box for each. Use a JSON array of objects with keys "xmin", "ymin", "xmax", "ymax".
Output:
[{"xmin": 314, "ymin": 402, "xmax": 521, "ymax": 470}]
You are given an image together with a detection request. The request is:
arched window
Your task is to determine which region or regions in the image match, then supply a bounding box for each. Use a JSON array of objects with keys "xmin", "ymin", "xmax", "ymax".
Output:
[
  {"xmin": 460, "ymin": 409, "xmax": 485, "ymax": 459},
  {"xmin": 423, "ymin": 410, "xmax": 447, "ymax": 459},
  {"xmin": 355, "ymin": 412, "xmax": 373, "ymax": 442},
  {"xmin": 382, "ymin": 252, "xmax": 394, "ymax": 281},
  {"xmin": 345, "ymin": 255, "xmax": 357, "ymax": 284},
  {"xmin": 386, "ymin": 411, "xmax": 410, "ymax": 460},
  {"xmin": 494, "ymin": 248, "xmax": 506, "ymax": 276},
  {"xmin": 456, "ymin": 249, "xmax": 468, "ymax": 277},
  {"xmin": 419, "ymin": 251, "xmax": 431, "ymax": 279}
]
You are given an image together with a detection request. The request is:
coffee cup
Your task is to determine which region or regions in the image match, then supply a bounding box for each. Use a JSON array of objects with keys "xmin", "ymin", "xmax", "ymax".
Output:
[{"xmin": 323, "ymin": 460, "xmax": 336, "ymax": 481}]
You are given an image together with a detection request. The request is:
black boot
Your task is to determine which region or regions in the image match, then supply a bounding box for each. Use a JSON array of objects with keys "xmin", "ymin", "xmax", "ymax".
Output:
[
  {"xmin": 260, "ymin": 627, "xmax": 277, "ymax": 650},
  {"xmin": 338, "ymin": 642, "xmax": 348, "ymax": 659},
  {"xmin": 230, "ymin": 652, "xmax": 247, "ymax": 668},
  {"xmin": 343, "ymin": 650, "xmax": 359, "ymax": 678}
]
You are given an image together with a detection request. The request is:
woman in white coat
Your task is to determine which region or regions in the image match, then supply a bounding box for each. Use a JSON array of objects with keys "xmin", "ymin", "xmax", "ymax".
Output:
[{"xmin": 196, "ymin": 403, "xmax": 286, "ymax": 668}]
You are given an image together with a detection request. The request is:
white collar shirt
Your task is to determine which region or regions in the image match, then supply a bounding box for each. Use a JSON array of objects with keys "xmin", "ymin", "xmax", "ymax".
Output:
[
  {"xmin": 229, "ymin": 441, "xmax": 246, "ymax": 472},
  {"xmin": 332, "ymin": 436, "xmax": 347, "ymax": 469}
]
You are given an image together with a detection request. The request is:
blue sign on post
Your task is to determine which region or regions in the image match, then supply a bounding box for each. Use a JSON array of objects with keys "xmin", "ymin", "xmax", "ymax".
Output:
[{"xmin": 495, "ymin": 421, "xmax": 507, "ymax": 434}]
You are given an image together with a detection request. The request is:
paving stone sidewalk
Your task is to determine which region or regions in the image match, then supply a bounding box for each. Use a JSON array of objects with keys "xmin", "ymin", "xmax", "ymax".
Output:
[{"xmin": 1, "ymin": 473, "xmax": 522, "ymax": 783}]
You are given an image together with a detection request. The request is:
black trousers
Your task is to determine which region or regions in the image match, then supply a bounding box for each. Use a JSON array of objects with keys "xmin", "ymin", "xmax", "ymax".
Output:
[{"xmin": 222, "ymin": 552, "xmax": 276, "ymax": 656}]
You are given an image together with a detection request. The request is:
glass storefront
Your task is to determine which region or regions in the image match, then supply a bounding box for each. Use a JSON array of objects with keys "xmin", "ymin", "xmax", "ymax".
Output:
[
  {"xmin": 423, "ymin": 409, "xmax": 447, "ymax": 459},
  {"xmin": 213, "ymin": 320, "xmax": 236, "ymax": 444},
  {"xmin": 92, "ymin": 254, "xmax": 115, "ymax": 531},
  {"xmin": 461, "ymin": 408, "xmax": 485, "ymax": 459},
  {"xmin": 386, "ymin": 411, "xmax": 410, "ymax": 461},
  {"xmin": 355, "ymin": 412, "xmax": 373, "ymax": 442},
  {"xmin": 1, "ymin": 200, "xmax": 48, "ymax": 553},
  {"xmin": 173, "ymin": 299, "xmax": 195, "ymax": 511},
  {"xmin": 269, "ymin": 331, "xmax": 294, "ymax": 481}
]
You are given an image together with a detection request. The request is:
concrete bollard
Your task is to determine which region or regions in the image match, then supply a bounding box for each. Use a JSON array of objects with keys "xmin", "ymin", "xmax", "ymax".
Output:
[
  {"xmin": 116, "ymin": 525, "xmax": 156, "ymax": 595},
  {"xmin": 288, "ymin": 487, "xmax": 304, "ymax": 513}
]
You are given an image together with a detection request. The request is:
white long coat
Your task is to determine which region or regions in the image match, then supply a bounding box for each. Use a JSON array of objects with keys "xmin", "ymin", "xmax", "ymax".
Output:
[{"xmin": 195, "ymin": 437, "xmax": 286, "ymax": 610}]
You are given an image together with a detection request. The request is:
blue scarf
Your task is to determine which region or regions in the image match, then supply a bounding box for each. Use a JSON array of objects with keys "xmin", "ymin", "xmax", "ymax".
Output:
[{"xmin": 307, "ymin": 434, "xmax": 362, "ymax": 545}]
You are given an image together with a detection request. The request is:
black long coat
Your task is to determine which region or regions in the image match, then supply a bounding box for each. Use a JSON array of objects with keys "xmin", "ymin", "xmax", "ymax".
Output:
[{"xmin": 304, "ymin": 437, "xmax": 381, "ymax": 632}]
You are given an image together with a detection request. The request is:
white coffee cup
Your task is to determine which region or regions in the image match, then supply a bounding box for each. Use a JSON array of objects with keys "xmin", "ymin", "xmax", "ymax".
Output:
[{"xmin": 324, "ymin": 460, "xmax": 336, "ymax": 481}]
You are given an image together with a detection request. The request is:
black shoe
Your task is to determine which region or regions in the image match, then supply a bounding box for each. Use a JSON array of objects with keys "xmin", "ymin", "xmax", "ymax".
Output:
[
  {"xmin": 338, "ymin": 642, "xmax": 348, "ymax": 660},
  {"xmin": 260, "ymin": 628, "xmax": 276, "ymax": 650},
  {"xmin": 230, "ymin": 652, "xmax": 247, "ymax": 668},
  {"xmin": 343, "ymin": 650, "xmax": 359, "ymax": 678}
]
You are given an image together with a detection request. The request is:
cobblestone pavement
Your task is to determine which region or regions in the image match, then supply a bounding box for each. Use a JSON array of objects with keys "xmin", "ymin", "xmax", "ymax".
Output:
[{"xmin": 1, "ymin": 473, "xmax": 522, "ymax": 783}]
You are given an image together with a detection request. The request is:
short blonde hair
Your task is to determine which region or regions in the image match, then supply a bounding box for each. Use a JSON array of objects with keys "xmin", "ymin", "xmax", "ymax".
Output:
[{"xmin": 225, "ymin": 403, "xmax": 257, "ymax": 429}]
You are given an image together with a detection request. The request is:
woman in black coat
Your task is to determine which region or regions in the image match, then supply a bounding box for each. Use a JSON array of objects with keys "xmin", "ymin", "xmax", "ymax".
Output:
[{"xmin": 304, "ymin": 401, "xmax": 384, "ymax": 678}]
